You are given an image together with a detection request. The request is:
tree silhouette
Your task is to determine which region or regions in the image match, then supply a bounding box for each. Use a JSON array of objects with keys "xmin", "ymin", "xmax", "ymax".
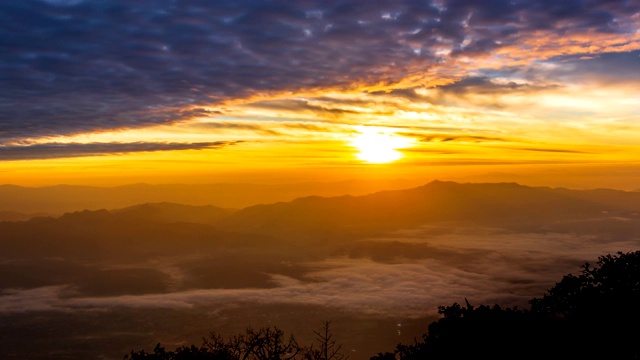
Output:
[
  {"xmin": 201, "ymin": 332, "xmax": 238, "ymax": 360},
  {"xmin": 530, "ymin": 250, "xmax": 640, "ymax": 317},
  {"xmin": 125, "ymin": 323, "xmax": 346, "ymax": 360},
  {"xmin": 528, "ymin": 250, "xmax": 640, "ymax": 359},
  {"xmin": 239, "ymin": 327, "xmax": 301, "ymax": 360},
  {"xmin": 305, "ymin": 321, "xmax": 348, "ymax": 360},
  {"xmin": 370, "ymin": 250, "xmax": 640, "ymax": 360},
  {"xmin": 126, "ymin": 251, "xmax": 640, "ymax": 360}
]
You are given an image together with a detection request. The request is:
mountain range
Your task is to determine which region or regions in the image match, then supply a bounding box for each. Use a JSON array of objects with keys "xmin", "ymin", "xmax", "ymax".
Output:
[
  {"xmin": 2, "ymin": 180, "xmax": 639, "ymax": 360},
  {"xmin": 0, "ymin": 179, "xmax": 421, "ymax": 214},
  {"xmin": 217, "ymin": 180, "xmax": 640, "ymax": 240},
  {"xmin": 3, "ymin": 180, "xmax": 639, "ymax": 252}
]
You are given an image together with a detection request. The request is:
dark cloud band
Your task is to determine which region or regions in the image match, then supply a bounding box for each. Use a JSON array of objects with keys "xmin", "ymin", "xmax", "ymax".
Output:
[{"xmin": 0, "ymin": 141, "xmax": 241, "ymax": 160}]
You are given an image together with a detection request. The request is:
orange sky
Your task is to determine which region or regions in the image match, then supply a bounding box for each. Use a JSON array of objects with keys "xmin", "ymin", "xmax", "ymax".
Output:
[{"xmin": 1, "ymin": 1, "xmax": 639, "ymax": 190}]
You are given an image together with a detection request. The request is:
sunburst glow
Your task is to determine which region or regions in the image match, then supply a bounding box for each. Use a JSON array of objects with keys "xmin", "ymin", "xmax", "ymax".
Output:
[{"xmin": 350, "ymin": 127, "xmax": 413, "ymax": 164}]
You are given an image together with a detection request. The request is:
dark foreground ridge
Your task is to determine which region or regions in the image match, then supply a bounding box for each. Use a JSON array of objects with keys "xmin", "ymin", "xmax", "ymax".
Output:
[
  {"xmin": 127, "ymin": 250, "xmax": 640, "ymax": 360},
  {"xmin": 125, "ymin": 321, "xmax": 349, "ymax": 360}
]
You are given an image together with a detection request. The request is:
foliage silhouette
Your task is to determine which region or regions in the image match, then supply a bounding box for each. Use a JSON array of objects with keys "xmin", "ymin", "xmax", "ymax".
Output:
[
  {"xmin": 370, "ymin": 250, "xmax": 640, "ymax": 360},
  {"xmin": 306, "ymin": 321, "xmax": 348, "ymax": 360},
  {"xmin": 124, "ymin": 323, "xmax": 344, "ymax": 360}
]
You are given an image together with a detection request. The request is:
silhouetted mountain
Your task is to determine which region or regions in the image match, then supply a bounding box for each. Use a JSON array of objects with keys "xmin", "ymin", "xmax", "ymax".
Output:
[
  {"xmin": 217, "ymin": 180, "xmax": 640, "ymax": 240},
  {"xmin": 0, "ymin": 209, "xmax": 278, "ymax": 260},
  {"xmin": 110, "ymin": 202, "xmax": 233, "ymax": 225},
  {"xmin": 0, "ymin": 210, "xmax": 51, "ymax": 222},
  {"xmin": 0, "ymin": 179, "xmax": 420, "ymax": 214},
  {"xmin": 0, "ymin": 210, "xmax": 315, "ymax": 303},
  {"xmin": 6, "ymin": 181, "xmax": 638, "ymax": 248}
]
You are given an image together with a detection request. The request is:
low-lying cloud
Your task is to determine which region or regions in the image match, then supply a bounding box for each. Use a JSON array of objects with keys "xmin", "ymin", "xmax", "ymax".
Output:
[{"xmin": 2, "ymin": 227, "xmax": 638, "ymax": 318}]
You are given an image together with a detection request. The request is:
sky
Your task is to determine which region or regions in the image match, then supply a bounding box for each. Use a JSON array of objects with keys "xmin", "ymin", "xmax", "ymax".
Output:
[{"xmin": 1, "ymin": 0, "xmax": 639, "ymax": 188}]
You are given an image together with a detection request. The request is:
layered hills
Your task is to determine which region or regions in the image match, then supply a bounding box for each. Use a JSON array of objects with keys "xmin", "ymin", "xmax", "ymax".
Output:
[
  {"xmin": 3, "ymin": 180, "xmax": 639, "ymax": 257},
  {"xmin": 217, "ymin": 180, "xmax": 640, "ymax": 240},
  {"xmin": 2, "ymin": 180, "xmax": 639, "ymax": 360},
  {"xmin": 0, "ymin": 179, "xmax": 419, "ymax": 214},
  {"xmin": 4, "ymin": 180, "xmax": 640, "ymax": 243}
]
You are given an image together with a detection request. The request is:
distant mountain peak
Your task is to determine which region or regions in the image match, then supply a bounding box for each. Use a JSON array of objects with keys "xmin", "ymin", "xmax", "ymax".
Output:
[
  {"xmin": 424, "ymin": 179, "xmax": 528, "ymax": 189},
  {"xmin": 217, "ymin": 180, "xmax": 640, "ymax": 240}
]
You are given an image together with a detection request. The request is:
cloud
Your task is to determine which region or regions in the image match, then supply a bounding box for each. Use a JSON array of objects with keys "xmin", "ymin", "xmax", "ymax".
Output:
[
  {"xmin": 435, "ymin": 77, "xmax": 560, "ymax": 95},
  {"xmin": 248, "ymin": 99, "xmax": 363, "ymax": 119},
  {"xmin": 503, "ymin": 147, "xmax": 591, "ymax": 154},
  {"xmin": 543, "ymin": 50, "xmax": 640, "ymax": 84},
  {"xmin": 409, "ymin": 133, "xmax": 509, "ymax": 143},
  {"xmin": 0, "ymin": 1, "xmax": 638, "ymax": 141},
  {"xmin": 189, "ymin": 121, "xmax": 282, "ymax": 136},
  {"xmin": 2, "ymin": 227, "xmax": 638, "ymax": 318},
  {"xmin": 0, "ymin": 141, "xmax": 241, "ymax": 160}
]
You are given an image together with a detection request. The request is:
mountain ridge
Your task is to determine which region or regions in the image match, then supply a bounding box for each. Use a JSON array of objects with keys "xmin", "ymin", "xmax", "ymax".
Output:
[
  {"xmin": 214, "ymin": 180, "xmax": 640, "ymax": 240},
  {"xmin": 0, "ymin": 179, "xmax": 422, "ymax": 214},
  {"xmin": 4, "ymin": 180, "xmax": 639, "ymax": 243}
]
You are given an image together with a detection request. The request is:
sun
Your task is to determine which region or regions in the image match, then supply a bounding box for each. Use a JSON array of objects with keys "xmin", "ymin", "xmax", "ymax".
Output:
[{"xmin": 350, "ymin": 127, "xmax": 413, "ymax": 164}]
